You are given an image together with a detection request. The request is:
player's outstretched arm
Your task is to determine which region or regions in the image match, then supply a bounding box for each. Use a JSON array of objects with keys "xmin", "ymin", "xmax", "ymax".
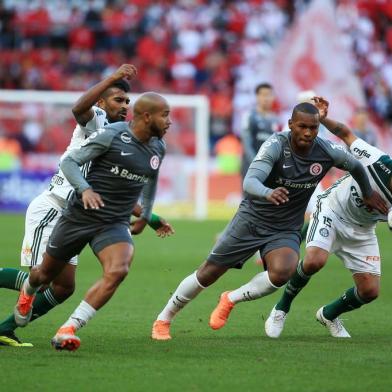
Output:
[
  {"xmin": 72, "ymin": 64, "xmax": 137, "ymax": 126},
  {"xmin": 131, "ymin": 213, "xmax": 175, "ymax": 238},
  {"xmin": 312, "ymin": 96, "xmax": 357, "ymax": 147}
]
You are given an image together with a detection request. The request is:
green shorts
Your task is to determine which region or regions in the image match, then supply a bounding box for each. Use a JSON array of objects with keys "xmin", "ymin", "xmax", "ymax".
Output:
[
  {"xmin": 46, "ymin": 215, "xmax": 133, "ymax": 262},
  {"xmin": 207, "ymin": 212, "xmax": 301, "ymax": 269}
]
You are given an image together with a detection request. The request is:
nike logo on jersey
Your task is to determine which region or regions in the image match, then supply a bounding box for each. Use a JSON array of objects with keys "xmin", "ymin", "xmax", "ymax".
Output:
[
  {"xmin": 283, "ymin": 164, "xmax": 293, "ymax": 169},
  {"xmin": 121, "ymin": 151, "xmax": 134, "ymax": 156},
  {"xmin": 48, "ymin": 242, "xmax": 58, "ymax": 249}
]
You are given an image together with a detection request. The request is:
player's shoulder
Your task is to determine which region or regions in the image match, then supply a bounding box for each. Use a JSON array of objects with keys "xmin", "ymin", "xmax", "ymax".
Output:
[
  {"xmin": 84, "ymin": 122, "xmax": 126, "ymax": 145},
  {"xmin": 149, "ymin": 136, "xmax": 166, "ymax": 154},
  {"xmin": 315, "ymin": 136, "xmax": 347, "ymax": 155},
  {"xmin": 103, "ymin": 121, "xmax": 129, "ymax": 135}
]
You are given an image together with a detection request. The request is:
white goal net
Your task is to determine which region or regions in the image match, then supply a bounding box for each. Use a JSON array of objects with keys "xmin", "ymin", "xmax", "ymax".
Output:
[{"xmin": 0, "ymin": 90, "xmax": 210, "ymax": 219}]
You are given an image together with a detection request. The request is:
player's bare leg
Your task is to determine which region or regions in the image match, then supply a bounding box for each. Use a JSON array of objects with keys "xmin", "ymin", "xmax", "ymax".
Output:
[{"xmin": 52, "ymin": 242, "xmax": 133, "ymax": 351}]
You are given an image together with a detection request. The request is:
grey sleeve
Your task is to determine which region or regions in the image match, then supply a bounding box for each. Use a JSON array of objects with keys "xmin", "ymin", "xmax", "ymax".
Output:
[
  {"xmin": 60, "ymin": 129, "xmax": 114, "ymax": 194},
  {"xmin": 242, "ymin": 134, "xmax": 282, "ymax": 200},
  {"xmin": 325, "ymin": 140, "xmax": 373, "ymax": 198},
  {"xmin": 140, "ymin": 140, "xmax": 166, "ymax": 220},
  {"xmin": 140, "ymin": 174, "xmax": 158, "ymax": 221},
  {"xmin": 240, "ymin": 112, "xmax": 256, "ymax": 162}
]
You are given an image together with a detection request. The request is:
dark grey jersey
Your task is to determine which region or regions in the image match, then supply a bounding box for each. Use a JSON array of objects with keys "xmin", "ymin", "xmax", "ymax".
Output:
[
  {"xmin": 241, "ymin": 109, "xmax": 280, "ymax": 163},
  {"xmin": 60, "ymin": 122, "xmax": 165, "ymax": 224},
  {"xmin": 242, "ymin": 131, "xmax": 367, "ymax": 231}
]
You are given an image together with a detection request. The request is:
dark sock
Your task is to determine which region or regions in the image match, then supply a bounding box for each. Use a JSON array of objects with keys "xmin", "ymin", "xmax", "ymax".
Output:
[
  {"xmin": 275, "ymin": 260, "xmax": 311, "ymax": 313},
  {"xmin": 0, "ymin": 287, "xmax": 60, "ymax": 334},
  {"xmin": 322, "ymin": 287, "xmax": 366, "ymax": 320},
  {"xmin": 0, "ymin": 268, "xmax": 28, "ymax": 290}
]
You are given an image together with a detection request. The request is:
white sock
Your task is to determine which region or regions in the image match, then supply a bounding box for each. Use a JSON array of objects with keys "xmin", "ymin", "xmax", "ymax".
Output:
[
  {"xmin": 62, "ymin": 300, "xmax": 97, "ymax": 331},
  {"xmin": 157, "ymin": 271, "xmax": 205, "ymax": 322},
  {"xmin": 228, "ymin": 271, "xmax": 280, "ymax": 304},
  {"xmin": 23, "ymin": 276, "xmax": 41, "ymax": 295}
]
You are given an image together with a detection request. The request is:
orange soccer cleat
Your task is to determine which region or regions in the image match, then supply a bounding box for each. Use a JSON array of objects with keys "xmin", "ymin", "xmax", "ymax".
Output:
[
  {"xmin": 151, "ymin": 320, "xmax": 171, "ymax": 340},
  {"xmin": 51, "ymin": 326, "xmax": 81, "ymax": 351},
  {"xmin": 14, "ymin": 289, "xmax": 36, "ymax": 327},
  {"xmin": 209, "ymin": 291, "xmax": 235, "ymax": 330}
]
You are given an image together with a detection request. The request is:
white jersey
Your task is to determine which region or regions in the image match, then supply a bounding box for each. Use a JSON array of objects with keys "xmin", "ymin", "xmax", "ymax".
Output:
[
  {"xmin": 323, "ymin": 138, "xmax": 392, "ymax": 227},
  {"xmin": 48, "ymin": 106, "xmax": 108, "ymax": 200}
]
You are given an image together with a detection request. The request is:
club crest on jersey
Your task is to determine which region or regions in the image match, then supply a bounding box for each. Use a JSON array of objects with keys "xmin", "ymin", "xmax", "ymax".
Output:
[
  {"xmin": 319, "ymin": 228, "xmax": 329, "ymax": 237},
  {"xmin": 121, "ymin": 133, "xmax": 132, "ymax": 144},
  {"xmin": 150, "ymin": 155, "xmax": 160, "ymax": 170},
  {"xmin": 310, "ymin": 163, "xmax": 322, "ymax": 176}
]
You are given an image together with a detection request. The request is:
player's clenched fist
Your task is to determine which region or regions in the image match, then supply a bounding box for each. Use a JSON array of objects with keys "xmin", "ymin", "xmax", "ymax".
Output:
[
  {"xmin": 266, "ymin": 187, "xmax": 289, "ymax": 205},
  {"xmin": 82, "ymin": 188, "xmax": 105, "ymax": 210},
  {"xmin": 113, "ymin": 64, "xmax": 137, "ymax": 81}
]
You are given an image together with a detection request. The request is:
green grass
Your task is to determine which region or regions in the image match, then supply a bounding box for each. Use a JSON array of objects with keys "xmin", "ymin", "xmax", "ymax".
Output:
[{"xmin": 1, "ymin": 214, "xmax": 392, "ymax": 391}]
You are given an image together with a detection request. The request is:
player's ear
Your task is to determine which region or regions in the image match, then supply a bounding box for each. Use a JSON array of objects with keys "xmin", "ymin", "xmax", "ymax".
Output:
[
  {"xmin": 143, "ymin": 111, "xmax": 152, "ymax": 123},
  {"xmin": 97, "ymin": 97, "xmax": 105, "ymax": 108},
  {"xmin": 288, "ymin": 119, "xmax": 293, "ymax": 130}
]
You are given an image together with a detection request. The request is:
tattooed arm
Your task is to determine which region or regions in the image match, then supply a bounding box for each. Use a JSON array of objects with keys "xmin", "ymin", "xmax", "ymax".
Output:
[
  {"xmin": 321, "ymin": 117, "xmax": 357, "ymax": 147},
  {"xmin": 312, "ymin": 96, "xmax": 358, "ymax": 147}
]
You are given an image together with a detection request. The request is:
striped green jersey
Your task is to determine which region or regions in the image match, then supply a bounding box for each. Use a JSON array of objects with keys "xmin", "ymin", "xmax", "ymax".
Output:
[
  {"xmin": 48, "ymin": 106, "xmax": 108, "ymax": 202},
  {"xmin": 323, "ymin": 138, "xmax": 392, "ymax": 227}
]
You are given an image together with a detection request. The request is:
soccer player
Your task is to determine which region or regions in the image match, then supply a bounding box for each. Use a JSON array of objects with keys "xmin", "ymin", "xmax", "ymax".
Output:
[
  {"xmin": 151, "ymin": 101, "xmax": 388, "ymax": 341},
  {"xmin": 12, "ymin": 92, "xmax": 171, "ymax": 351},
  {"xmin": 240, "ymin": 83, "xmax": 280, "ymax": 181},
  {"xmin": 0, "ymin": 66, "xmax": 172, "ymax": 347},
  {"xmin": 265, "ymin": 97, "xmax": 390, "ymax": 338}
]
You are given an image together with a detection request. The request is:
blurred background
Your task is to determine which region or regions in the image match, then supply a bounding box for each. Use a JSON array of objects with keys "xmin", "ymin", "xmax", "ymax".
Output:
[{"xmin": 0, "ymin": 0, "xmax": 391, "ymax": 218}]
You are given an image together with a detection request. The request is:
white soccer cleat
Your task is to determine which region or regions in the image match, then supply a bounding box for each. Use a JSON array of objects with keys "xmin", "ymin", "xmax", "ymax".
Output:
[
  {"xmin": 316, "ymin": 307, "xmax": 351, "ymax": 338},
  {"xmin": 265, "ymin": 306, "xmax": 287, "ymax": 338}
]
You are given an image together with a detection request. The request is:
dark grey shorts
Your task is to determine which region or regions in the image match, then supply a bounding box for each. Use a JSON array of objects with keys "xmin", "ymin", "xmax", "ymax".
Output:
[
  {"xmin": 46, "ymin": 216, "xmax": 133, "ymax": 262},
  {"xmin": 207, "ymin": 212, "xmax": 301, "ymax": 269}
]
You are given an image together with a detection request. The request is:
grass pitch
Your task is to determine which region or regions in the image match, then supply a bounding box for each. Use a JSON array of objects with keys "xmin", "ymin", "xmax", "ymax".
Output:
[{"xmin": 1, "ymin": 214, "xmax": 392, "ymax": 392}]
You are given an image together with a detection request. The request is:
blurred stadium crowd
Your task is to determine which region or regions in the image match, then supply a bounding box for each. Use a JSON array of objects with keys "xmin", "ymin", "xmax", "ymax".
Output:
[{"xmin": 0, "ymin": 0, "xmax": 391, "ymax": 156}]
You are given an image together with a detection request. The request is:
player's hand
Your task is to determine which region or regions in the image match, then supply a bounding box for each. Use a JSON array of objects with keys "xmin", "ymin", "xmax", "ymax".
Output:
[
  {"xmin": 266, "ymin": 187, "xmax": 289, "ymax": 205},
  {"xmin": 81, "ymin": 188, "xmax": 105, "ymax": 210},
  {"xmin": 130, "ymin": 218, "xmax": 148, "ymax": 235},
  {"xmin": 113, "ymin": 64, "xmax": 137, "ymax": 82},
  {"xmin": 312, "ymin": 96, "xmax": 329, "ymax": 120},
  {"xmin": 363, "ymin": 190, "xmax": 388, "ymax": 215},
  {"xmin": 155, "ymin": 218, "xmax": 175, "ymax": 238}
]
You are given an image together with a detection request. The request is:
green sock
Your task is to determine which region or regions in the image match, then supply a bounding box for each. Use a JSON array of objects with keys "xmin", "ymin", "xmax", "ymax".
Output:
[
  {"xmin": 322, "ymin": 287, "xmax": 366, "ymax": 320},
  {"xmin": 0, "ymin": 268, "xmax": 28, "ymax": 290},
  {"xmin": 0, "ymin": 287, "xmax": 60, "ymax": 334},
  {"xmin": 275, "ymin": 260, "xmax": 311, "ymax": 313}
]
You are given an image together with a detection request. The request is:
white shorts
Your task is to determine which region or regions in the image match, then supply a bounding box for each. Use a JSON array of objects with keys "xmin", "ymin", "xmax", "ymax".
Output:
[
  {"xmin": 21, "ymin": 191, "xmax": 78, "ymax": 267},
  {"xmin": 306, "ymin": 201, "xmax": 380, "ymax": 275}
]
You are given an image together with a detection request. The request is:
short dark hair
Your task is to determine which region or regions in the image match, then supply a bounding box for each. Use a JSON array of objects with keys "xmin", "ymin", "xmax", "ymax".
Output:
[
  {"xmin": 292, "ymin": 102, "xmax": 319, "ymax": 118},
  {"xmin": 255, "ymin": 82, "xmax": 273, "ymax": 94},
  {"xmin": 101, "ymin": 79, "xmax": 130, "ymax": 98}
]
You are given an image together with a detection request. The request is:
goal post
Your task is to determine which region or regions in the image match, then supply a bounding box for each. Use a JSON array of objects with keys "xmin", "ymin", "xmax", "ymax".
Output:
[{"xmin": 0, "ymin": 89, "xmax": 210, "ymax": 219}]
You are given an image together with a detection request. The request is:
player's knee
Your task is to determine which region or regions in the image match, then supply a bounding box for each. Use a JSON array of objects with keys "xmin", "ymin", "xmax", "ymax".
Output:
[
  {"xmin": 105, "ymin": 265, "xmax": 129, "ymax": 286},
  {"xmin": 267, "ymin": 261, "xmax": 297, "ymax": 286}
]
